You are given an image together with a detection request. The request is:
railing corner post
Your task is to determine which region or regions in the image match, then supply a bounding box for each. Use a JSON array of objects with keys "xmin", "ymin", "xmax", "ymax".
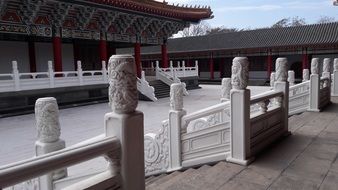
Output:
[
  {"xmin": 168, "ymin": 83, "xmax": 186, "ymax": 171},
  {"xmin": 227, "ymin": 57, "xmax": 252, "ymax": 166},
  {"xmin": 309, "ymin": 58, "xmax": 320, "ymax": 112},
  {"xmin": 102, "ymin": 60, "xmax": 108, "ymax": 83},
  {"xmin": 104, "ymin": 55, "xmax": 145, "ymax": 190},
  {"xmin": 35, "ymin": 97, "xmax": 67, "ymax": 190},
  {"xmin": 274, "ymin": 58, "xmax": 289, "ymax": 135}
]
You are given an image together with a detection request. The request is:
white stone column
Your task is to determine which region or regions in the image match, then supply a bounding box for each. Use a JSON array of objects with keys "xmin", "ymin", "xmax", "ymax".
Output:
[
  {"xmin": 288, "ymin": 70, "xmax": 295, "ymax": 86},
  {"xmin": 221, "ymin": 78, "xmax": 231, "ymax": 102},
  {"xmin": 309, "ymin": 58, "xmax": 320, "ymax": 112},
  {"xmin": 12, "ymin": 61, "xmax": 20, "ymax": 91},
  {"xmin": 104, "ymin": 55, "xmax": 145, "ymax": 190},
  {"xmin": 77, "ymin": 61, "xmax": 83, "ymax": 85},
  {"xmin": 48, "ymin": 61, "xmax": 54, "ymax": 88},
  {"xmin": 195, "ymin": 60, "xmax": 199, "ymax": 76},
  {"xmin": 227, "ymin": 57, "xmax": 252, "ymax": 165},
  {"xmin": 270, "ymin": 72, "xmax": 275, "ymax": 89},
  {"xmin": 182, "ymin": 61, "xmax": 186, "ymax": 77},
  {"xmin": 35, "ymin": 97, "xmax": 67, "ymax": 190},
  {"xmin": 274, "ymin": 58, "xmax": 289, "ymax": 135},
  {"xmin": 168, "ymin": 83, "xmax": 186, "ymax": 171},
  {"xmin": 323, "ymin": 58, "xmax": 331, "ymax": 79},
  {"xmin": 302, "ymin": 69, "xmax": 310, "ymax": 82},
  {"xmin": 102, "ymin": 60, "xmax": 108, "ymax": 82},
  {"xmin": 332, "ymin": 58, "xmax": 338, "ymax": 96},
  {"xmin": 155, "ymin": 61, "xmax": 160, "ymax": 80}
]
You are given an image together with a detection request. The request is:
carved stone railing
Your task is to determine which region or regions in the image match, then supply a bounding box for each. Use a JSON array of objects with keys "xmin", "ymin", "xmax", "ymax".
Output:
[
  {"xmin": 156, "ymin": 60, "xmax": 199, "ymax": 78},
  {"xmin": 289, "ymin": 80, "xmax": 310, "ymax": 115},
  {"xmin": 319, "ymin": 77, "xmax": 331, "ymax": 109},
  {"xmin": 0, "ymin": 60, "xmax": 157, "ymax": 101},
  {"xmin": 1, "ymin": 55, "xmax": 146, "ymax": 190}
]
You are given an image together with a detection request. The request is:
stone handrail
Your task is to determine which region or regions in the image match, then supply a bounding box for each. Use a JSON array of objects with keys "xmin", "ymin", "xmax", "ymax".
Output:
[
  {"xmin": 250, "ymin": 90, "xmax": 283, "ymax": 105},
  {"xmin": 289, "ymin": 80, "xmax": 310, "ymax": 115},
  {"xmin": 137, "ymin": 71, "xmax": 157, "ymax": 101},
  {"xmin": 0, "ymin": 136, "xmax": 120, "ymax": 189},
  {"xmin": 156, "ymin": 65, "xmax": 189, "ymax": 95},
  {"xmin": 181, "ymin": 101, "xmax": 230, "ymax": 132}
]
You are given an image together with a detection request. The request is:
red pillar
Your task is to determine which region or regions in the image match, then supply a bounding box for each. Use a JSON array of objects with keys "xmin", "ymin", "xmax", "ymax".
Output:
[
  {"xmin": 99, "ymin": 39, "xmax": 107, "ymax": 63},
  {"xmin": 53, "ymin": 35, "xmax": 62, "ymax": 72},
  {"xmin": 161, "ymin": 43, "xmax": 168, "ymax": 68},
  {"xmin": 134, "ymin": 42, "xmax": 141, "ymax": 77},
  {"xmin": 267, "ymin": 54, "xmax": 273, "ymax": 77},
  {"xmin": 302, "ymin": 52, "xmax": 309, "ymax": 70},
  {"xmin": 28, "ymin": 40, "xmax": 36, "ymax": 72},
  {"xmin": 209, "ymin": 54, "xmax": 214, "ymax": 80}
]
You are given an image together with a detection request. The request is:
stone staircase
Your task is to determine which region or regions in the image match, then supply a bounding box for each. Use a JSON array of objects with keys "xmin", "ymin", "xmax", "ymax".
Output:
[
  {"xmin": 145, "ymin": 109, "xmax": 330, "ymax": 190},
  {"xmin": 149, "ymin": 80, "xmax": 170, "ymax": 99}
]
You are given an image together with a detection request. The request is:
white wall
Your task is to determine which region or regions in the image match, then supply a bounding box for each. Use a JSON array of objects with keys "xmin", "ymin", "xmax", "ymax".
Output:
[
  {"xmin": 35, "ymin": 42, "xmax": 75, "ymax": 72},
  {"xmin": 0, "ymin": 41, "xmax": 30, "ymax": 74},
  {"xmin": 62, "ymin": 43, "xmax": 74, "ymax": 71},
  {"xmin": 35, "ymin": 42, "xmax": 53, "ymax": 72}
]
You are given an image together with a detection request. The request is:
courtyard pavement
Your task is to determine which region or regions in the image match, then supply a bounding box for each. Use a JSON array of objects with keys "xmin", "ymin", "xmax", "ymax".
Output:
[{"xmin": 0, "ymin": 85, "xmax": 270, "ymax": 180}]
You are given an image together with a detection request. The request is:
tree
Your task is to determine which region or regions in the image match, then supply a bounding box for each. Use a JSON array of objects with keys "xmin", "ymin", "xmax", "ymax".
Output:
[
  {"xmin": 317, "ymin": 16, "xmax": 335, "ymax": 24},
  {"xmin": 271, "ymin": 17, "xmax": 306, "ymax": 28},
  {"xmin": 178, "ymin": 21, "xmax": 210, "ymax": 37},
  {"xmin": 205, "ymin": 26, "xmax": 240, "ymax": 35}
]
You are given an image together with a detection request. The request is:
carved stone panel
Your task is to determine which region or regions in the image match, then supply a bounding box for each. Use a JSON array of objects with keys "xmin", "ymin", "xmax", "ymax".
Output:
[
  {"xmin": 108, "ymin": 55, "xmax": 138, "ymax": 114},
  {"xmin": 231, "ymin": 57, "xmax": 249, "ymax": 90}
]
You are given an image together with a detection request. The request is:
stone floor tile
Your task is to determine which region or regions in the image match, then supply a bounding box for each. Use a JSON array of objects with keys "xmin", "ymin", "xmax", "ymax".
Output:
[
  {"xmin": 319, "ymin": 171, "xmax": 338, "ymax": 190},
  {"xmin": 218, "ymin": 178, "xmax": 266, "ymax": 190},
  {"xmin": 268, "ymin": 175, "xmax": 319, "ymax": 190}
]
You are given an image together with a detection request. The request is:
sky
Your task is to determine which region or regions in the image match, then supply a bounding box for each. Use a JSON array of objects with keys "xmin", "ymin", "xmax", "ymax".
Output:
[{"xmin": 161, "ymin": 0, "xmax": 338, "ymax": 29}]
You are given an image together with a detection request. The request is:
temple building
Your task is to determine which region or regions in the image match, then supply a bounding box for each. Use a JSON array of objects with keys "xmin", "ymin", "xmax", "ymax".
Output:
[
  {"xmin": 0, "ymin": 0, "xmax": 212, "ymax": 77},
  {"xmin": 119, "ymin": 22, "xmax": 338, "ymax": 81}
]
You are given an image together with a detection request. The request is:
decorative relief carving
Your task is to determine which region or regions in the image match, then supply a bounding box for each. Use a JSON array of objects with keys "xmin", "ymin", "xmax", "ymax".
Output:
[
  {"xmin": 323, "ymin": 58, "xmax": 331, "ymax": 73},
  {"xmin": 35, "ymin": 97, "xmax": 60, "ymax": 143},
  {"xmin": 108, "ymin": 55, "xmax": 138, "ymax": 114},
  {"xmin": 221, "ymin": 78, "xmax": 231, "ymax": 101},
  {"xmin": 231, "ymin": 57, "xmax": 249, "ymax": 90},
  {"xmin": 170, "ymin": 83, "xmax": 184, "ymax": 111},
  {"xmin": 144, "ymin": 120, "xmax": 169, "ymax": 175},
  {"xmin": 275, "ymin": 58, "xmax": 288, "ymax": 82},
  {"xmin": 303, "ymin": 69, "xmax": 310, "ymax": 81},
  {"xmin": 311, "ymin": 58, "xmax": 320, "ymax": 74},
  {"xmin": 187, "ymin": 118, "xmax": 209, "ymax": 133}
]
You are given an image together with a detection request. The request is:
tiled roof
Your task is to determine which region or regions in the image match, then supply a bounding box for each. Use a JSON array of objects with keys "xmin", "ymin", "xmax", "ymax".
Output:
[
  {"xmin": 129, "ymin": 22, "xmax": 338, "ymax": 54},
  {"xmin": 87, "ymin": 0, "xmax": 213, "ymax": 22}
]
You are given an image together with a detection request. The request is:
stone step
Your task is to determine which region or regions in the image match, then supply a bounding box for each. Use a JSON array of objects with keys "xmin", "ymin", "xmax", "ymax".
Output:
[
  {"xmin": 146, "ymin": 171, "xmax": 182, "ymax": 190},
  {"xmin": 148, "ymin": 168, "xmax": 197, "ymax": 190},
  {"xmin": 145, "ymin": 173, "xmax": 168, "ymax": 186}
]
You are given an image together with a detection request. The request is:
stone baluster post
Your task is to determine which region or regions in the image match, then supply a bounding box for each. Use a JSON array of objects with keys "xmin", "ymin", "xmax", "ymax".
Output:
[
  {"xmin": 288, "ymin": 70, "xmax": 295, "ymax": 86},
  {"xmin": 322, "ymin": 58, "xmax": 331, "ymax": 88},
  {"xmin": 177, "ymin": 61, "xmax": 181, "ymax": 69},
  {"xmin": 48, "ymin": 61, "xmax": 55, "ymax": 88},
  {"xmin": 270, "ymin": 72, "xmax": 276, "ymax": 89},
  {"xmin": 168, "ymin": 83, "xmax": 186, "ymax": 171},
  {"xmin": 309, "ymin": 58, "xmax": 320, "ymax": 112},
  {"xmin": 274, "ymin": 58, "xmax": 289, "ymax": 135},
  {"xmin": 170, "ymin": 61, "xmax": 174, "ymax": 77},
  {"xmin": 77, "ymin": 61, "xmax": 83, "ymax": 85},
  {"xmin": 195, "ymin": 60, "xmax": 199, "ymax": 76},
  {"xmin": 182, "ymin": 61, "xmax": 186, "ymax": 77},
  {"xmin": 332, "ymin": 58, "xmax": 338, "ymax": 96},
  {"xmin": 151, "ymin": 62, "xmax": 154, "ymax": 69},
  {"xmin": 227, "ymin": 57, "xmax": 252, "ymax": 165},
  {"xmin": 35, "ymin": 97, "xmax": 67, "ymax": 190},
  {"xmin": 102, "ymin": 60, "xmax": 108, "ymax": 82},
  {"xmin": 221, "ymin": 78, "xmax": 231, "ymax": 102},
  {"xmin": 104, "ymin": 55, "xmax": 145, "ymax": 190},
  {"xmin": 155, "ymin": 61, "xmax": 160, "ymax": 80},
  {"xmin": 302, "ymin": 69, "xmax": 310, "ymax": 82},
  {"xmin": 12, "ymin": 61, "xmax": 20, "ymax": 91}
]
